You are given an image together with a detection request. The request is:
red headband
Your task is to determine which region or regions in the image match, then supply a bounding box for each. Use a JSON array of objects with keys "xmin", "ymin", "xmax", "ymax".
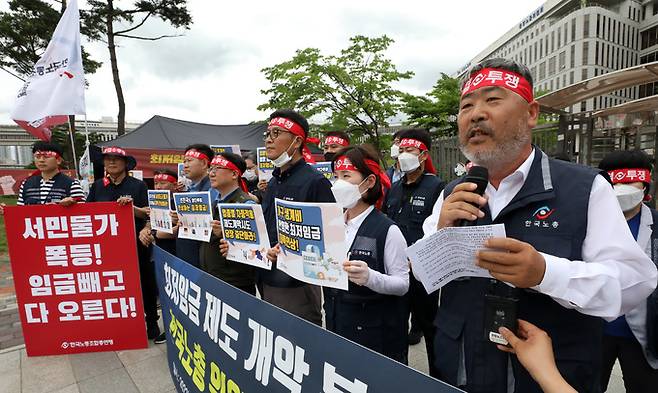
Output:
[
  {"xmin": 154, "ymin": 173, "xmax": 177, "ymax": 184},
  {"xmin": 608, "ymin": 168, "xmax": 651, "ymax": 184},
  {"xmin": 185, "ymin": 149, "xmax": 210, "ymax": 162},
  {"xmin": 269, "ymin": 117, "xmax": 317, "ymax": 164},
  {"xmin": 34, "ymin": 150, "xmax": 60, "ymax": 158},
  {"xmin": 398, "ymin": 138, "xmax": 436, "ymax": 175},
  {"xmin": 334, "ymin": 156, "xmax": 391, "ymax": 209},
  {"xmin": 210, "ymin": 156, "xmax": 249, "ymax": 193},
  {"xmin": 103, "ymin": 147, "xmax": 127, "ymax": 156},
  {"xmin": 461, "ymin": 68, "xmax": 534, "ymax": 103},
  {"xmin": 324, "ymin": 136, "xmax": 349, "ymax": 147}
]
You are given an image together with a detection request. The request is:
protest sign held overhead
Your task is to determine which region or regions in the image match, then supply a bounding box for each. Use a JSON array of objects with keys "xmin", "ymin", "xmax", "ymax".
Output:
[{"xmin": 257, "ymin": 147, "xmax": 274, "ymax": 182}]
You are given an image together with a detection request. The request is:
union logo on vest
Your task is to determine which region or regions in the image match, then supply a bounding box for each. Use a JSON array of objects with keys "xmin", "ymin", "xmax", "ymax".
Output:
[{"xmin": 525, "ymin": 205, "xmax": 559, "ymax": 229}]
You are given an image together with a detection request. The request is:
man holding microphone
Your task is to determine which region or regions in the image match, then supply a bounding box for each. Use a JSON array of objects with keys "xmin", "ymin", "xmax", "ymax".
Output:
[{"xmin": 422, "ymin": 58, "xmax": 657, "ymax": 393}]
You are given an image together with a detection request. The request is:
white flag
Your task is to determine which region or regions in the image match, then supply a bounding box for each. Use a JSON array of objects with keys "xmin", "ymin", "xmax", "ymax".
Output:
[
  {"xmin": 11, "ymin": 0, "xmax": 86, "ymax": 141},
  {"xmin": 78, "ymin": 145, "xmax": 94, "ymax": 195}
]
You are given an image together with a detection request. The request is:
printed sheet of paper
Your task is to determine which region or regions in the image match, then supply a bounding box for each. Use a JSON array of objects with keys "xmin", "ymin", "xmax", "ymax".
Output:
[
  {"xmin": 217, "ymin": 203, "xmax": 272, "ymax": 270},
  {"xmin": 210, "ymin": 145, "xmax": 241, "ymax": 155},
  {"xmin": 257, "ymin": 147, "xmax": 274, "ymax": 182},
  {"xmin": 148, "ymin": 190, "xmax": 173, "ymax": 234},
  {"xmin": 275, "ymin": 198, "xmax": 348, "ymax": 290},
  {"xmin": 406, "ymin": 224, "xmax": 506, "ymax": 294},
  {"xmin": 173, "ymin": 191, "xmax": 213, "ymax": 242}
]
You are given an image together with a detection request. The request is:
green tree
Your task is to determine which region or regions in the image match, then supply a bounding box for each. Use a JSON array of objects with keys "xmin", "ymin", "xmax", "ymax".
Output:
[
  {"xmin": 82, "ymin": 0, "xmax": 192, "ymax": 136},
  {"xmin": 402, "ymin": 73, "xmax": 460, "ymax": 137},
  {"xmin": 50, "ymin": 126, "xmax": 103, "ymax": 170},
  {"xmin": 259, "ymin": 35, "xmax": 414, "ymax": 151},
  {"xmin": 0, "ymin": 0, "xmax": 101, "ymax": 79}
]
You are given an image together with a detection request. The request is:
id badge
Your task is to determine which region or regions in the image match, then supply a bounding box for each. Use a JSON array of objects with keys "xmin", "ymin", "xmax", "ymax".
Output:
[{"xmin": 483, "ymin": 294, "xmax": 518, "ymax": 345}]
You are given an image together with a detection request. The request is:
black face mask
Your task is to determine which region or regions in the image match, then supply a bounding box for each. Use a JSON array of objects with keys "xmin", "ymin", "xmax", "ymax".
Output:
[{"xmin": 323, "ymin": 152, "xmax": 336, "ymax": 162}]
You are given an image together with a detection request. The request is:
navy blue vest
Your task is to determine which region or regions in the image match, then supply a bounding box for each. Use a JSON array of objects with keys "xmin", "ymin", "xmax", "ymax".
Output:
[
  {"xmin": 324, "ymin": 209, "xmax": 409, "ymax": 364},
  {"xmin": 21, "ymin": 172, "xmax": 77, "ymax": 205},
  {"xmin": 436, "ymin": 149, "xmax": 605, "ymax": 393},
  {"xmin": 384, "ymin": 173, "xmax": 445, "ymax": 246}
]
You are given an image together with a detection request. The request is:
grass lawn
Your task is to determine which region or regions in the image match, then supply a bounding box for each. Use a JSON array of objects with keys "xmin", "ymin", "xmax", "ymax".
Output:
[{"xmin": 0, "ymin": 195, "xmax": 18, "ymax": 255}]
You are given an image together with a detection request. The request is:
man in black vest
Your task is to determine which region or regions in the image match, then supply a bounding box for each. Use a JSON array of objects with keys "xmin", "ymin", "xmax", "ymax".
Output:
[
  {"xmin": 598, "ymin": 150, "xmax": 658, "ymax": 392},
  {"xmin": 87, "ymin": 147, "xmax": 160, "ymax": 339},
  {"xmin": 422, "ymin": 58, "xmax": 657, "ymax": 393},
  {"xmin": 382, "ymin": 128, "xmax": 445, "ymax": 376},
  {"xmin": 0, "ymin": 141, "xmax": 85, "ymax": 214},
  {"xmin": 261, "ymin": 109, "xmax": 335, "ymax": 325}
]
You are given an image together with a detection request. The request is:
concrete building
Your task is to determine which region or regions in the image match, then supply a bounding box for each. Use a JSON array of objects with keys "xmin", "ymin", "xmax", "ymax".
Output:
[
  {"xmin": 0, "ymin": 117, "xmax": 140, "ymax": 167},
  {"xmin": 456, "ymin": 0, "xmax": 658, "ymax": 113}
]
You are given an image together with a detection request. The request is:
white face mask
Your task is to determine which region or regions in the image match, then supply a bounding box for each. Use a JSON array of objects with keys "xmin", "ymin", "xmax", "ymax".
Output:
[
  {"xmin": 272, "ymin": 138, "xmax": 298, "ymax": 168},
  {"xmin": 390, "ymin": 144, "xmax": 400, "ymax": 159},
  {"xmin": 613, "ymin": 184, "xmax": 644, "ymax": 212},
  {"xmin": 398, "ymin": 152, "xmax": 421, "ymax": 173},
  {"xmin": 331, "ymin": 178, "xmax": 367, "ymax": 209},
  {"xmin": 242, "ymin": 169, "xmax": 257, "ymax": 181}
]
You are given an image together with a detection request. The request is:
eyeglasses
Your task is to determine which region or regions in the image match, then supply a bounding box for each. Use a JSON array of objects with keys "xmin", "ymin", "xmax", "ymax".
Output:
[{"xmin": 263, "ymin": 128, "xmax": 291, "ymax": 141}]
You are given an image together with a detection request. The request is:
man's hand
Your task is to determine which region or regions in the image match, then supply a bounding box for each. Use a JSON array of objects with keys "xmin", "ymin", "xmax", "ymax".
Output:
[
  {"xmin": 0, "ymin": 203, "xmax": 5, "ymax": 215},
  {"xmin": 139, "ymin": 227, "xmax": 154, "ymax": 247},
  {"xmin": 257, "ymin": 180, "xmax": 268, "ymax": 192},
  {"xmin": 438, "ymin": 182, "xmax": 487, "ymax": 229},
  {"xmin": 266, "ymin": 244, "xmax": 280, "ymax": 263},
  {"xmin": 211, "ymin": 220, "xmax": 223, "ymax": 238},
  {"xmin": 343, "ymin": 260, "xmax": 370, "ymax": 286},
  {"xmin": 174, "ymin": 182, "xmax": 186, "ymax": 192},
  {"xmin": 117, "ymin": 196, "xmax": 133, "ymax": 206},
  {"xmin": 219, "ymin": 239, "xmax": 229, "ymax": 257},
  {"xmin": 58, "ymin": 197, "xmax": 77, "ymax": 207},
  {"xmin": 476, "ymin": 237, "xmax": 546, "ymax": 288}
]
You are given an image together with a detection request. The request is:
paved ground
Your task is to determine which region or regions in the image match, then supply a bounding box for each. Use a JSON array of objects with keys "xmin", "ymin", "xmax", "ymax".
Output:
[{"xmin": 0, "ymin": 254, "xmax": 626, "ymax": 392}]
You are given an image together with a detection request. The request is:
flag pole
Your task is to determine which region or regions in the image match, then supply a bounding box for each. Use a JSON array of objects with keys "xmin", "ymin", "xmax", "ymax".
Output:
[{"xmin": 67, "ymin": 115, "xmax": 79, "ymax": 176}]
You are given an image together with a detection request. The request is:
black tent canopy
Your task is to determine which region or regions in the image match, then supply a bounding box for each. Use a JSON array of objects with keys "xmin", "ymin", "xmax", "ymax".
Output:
[{"xmin": 98, "ymin": 115, "xmax": 266, "ymax": 151}]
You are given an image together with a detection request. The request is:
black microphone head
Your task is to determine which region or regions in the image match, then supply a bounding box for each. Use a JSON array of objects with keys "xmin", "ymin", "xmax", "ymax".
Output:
[{"xmin": 463, "ymin": 166, "xmax": 489, "ymax": 196}]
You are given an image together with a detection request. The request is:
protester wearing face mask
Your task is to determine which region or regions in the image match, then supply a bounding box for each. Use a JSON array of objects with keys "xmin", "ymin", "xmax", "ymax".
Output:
[
  {"xmin": 386, "ymin": 130, "xmax": 405, "ymax": 185},
  {"xmin": 382, "ymin": 128, "xmax": 445, "ymax": 375},
  {"xmin": 324, "ymin": 145, "xmax": 410, "ymax": 363},
  {"xmin": 598, "ymin": 150, "xmax": 658, "ymax": 392},
  {"xmin": 322, "ymin": 131, "xmax": 350, "ymax": 162},
  {"xmin": 242, "ymin": 152, "xmax": 261, "ymax": 202},
  {"xmin": 261, "ymin": 109, "xmax": 335, "ymax": 325}
]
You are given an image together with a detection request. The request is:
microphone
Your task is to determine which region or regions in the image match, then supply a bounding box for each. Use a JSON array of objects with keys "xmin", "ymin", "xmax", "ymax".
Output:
[{"xmin": 456, "ymin": 166, "xmax": 488, "ymax": 227}]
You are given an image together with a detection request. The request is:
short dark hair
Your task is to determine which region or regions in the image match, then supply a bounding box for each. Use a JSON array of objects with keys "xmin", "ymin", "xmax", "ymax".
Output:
[
  {"xmin": 462, "ymin": 58, "xmax": 534, "ymax": 90},
  {"xmin": 184, "ymin": 144, "xmax": 214, "ymax": 167},
  {"xmin": 398, "ymin": 128, "xmax": 432, "ymax": 150},
  {"xmin": 392, "ymin": 129, "xmax": 406, "ymax": 140},
  {"xmin": 32, "ymin": 141, "xmax": 63, "ymax": 156},
  {"xmin": 217, "ymin": 152, "xmax": 247, "ymax": 174},
  {"xmin": 242, "ymin": 151, "xmax": 257, "ymax": 164},
  {"xmin": 599, "ymin": 150, "xmax": 653, "ymax": 194},
  {"xmin": 325, "ymin": 130, "xmax": 350, "ymax": 144},
  {"xmin": 154, "ymin": 167, "xmax": 177, "ymax": 178},
  {"xmin": 331, "ymin": 144, "xmax": 383, "ymax": 206}
]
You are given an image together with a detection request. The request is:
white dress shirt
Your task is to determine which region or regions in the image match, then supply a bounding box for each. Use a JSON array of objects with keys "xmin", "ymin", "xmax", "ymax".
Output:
[
  {"xmin": 422, "ymin": 150, "xmax": 658, "ymax": 320},
  {"xmin": 345, "ymin": 205, "xmax": 409, "ymax": 296}
]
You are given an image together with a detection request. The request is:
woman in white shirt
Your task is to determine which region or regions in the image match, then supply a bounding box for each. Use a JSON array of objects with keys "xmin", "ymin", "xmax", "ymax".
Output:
[{"xmin": 324, "ymin": 144, "xmax": 411, "ymax": 364}]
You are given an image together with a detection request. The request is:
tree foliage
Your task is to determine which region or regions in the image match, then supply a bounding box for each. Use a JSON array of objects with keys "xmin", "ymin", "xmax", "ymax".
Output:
[
  {"xmin": 402, "ymin": 73, "xmax": 460, "ymax": 137},
  {"xmin": 259, "ymin": 35, "xmax": 413, "ymax": 150}
]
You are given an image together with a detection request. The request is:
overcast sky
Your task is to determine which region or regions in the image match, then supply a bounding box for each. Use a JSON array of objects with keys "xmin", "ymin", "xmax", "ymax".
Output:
[{"xmin": 0, "ymin": 0, "xmax": 543, "ymax": 125}]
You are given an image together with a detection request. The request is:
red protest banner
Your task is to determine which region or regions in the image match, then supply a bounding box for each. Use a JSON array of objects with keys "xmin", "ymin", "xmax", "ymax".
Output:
[{"xmin": 3, "ymin": 202, "xmax": 147, "ymax": 356}]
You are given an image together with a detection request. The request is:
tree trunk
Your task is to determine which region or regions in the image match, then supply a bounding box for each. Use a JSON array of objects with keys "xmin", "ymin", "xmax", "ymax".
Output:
[{"xmin": 106, "ymin": 0, "xmax": 126, "ymax": 136}]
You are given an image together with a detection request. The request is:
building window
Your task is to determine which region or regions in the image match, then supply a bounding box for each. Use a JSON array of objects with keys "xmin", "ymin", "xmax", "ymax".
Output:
[
  {"xmin": 571, "ymin": 18, "xmax": 576, "ymax": 42},
  {"xmin": 654, "ymin": 1, "xmax": 658, "ymax": 16},
  {"xmin": 582, "ymin": 68, "xmax": 588, "ymax": 81},
  {"xmin": 570, "ymin": 70, "xmax": 574, "ymax": 84},
  {"xmin": 539, "ymin": 61, "xmax": 546, "ymax": 80},
  {"xmin": 596, "ymin": 14, "xmax": 601, "ymax": 37},
  {"xmin": 558, "ymin": 29, "xmax": 561, "ymax": 47},
  {"xmin": 584, "ymin": 15, "xmax": 589, "ymax": 38},
  {"xmin": 564, "ymin": 24, "xmax": 568, "ymax": 44},
  {"xmin": 595, "ymin": 41, "xmax": 599, "ymax": 64},
  {"xmin": 559, "ymin": 51, "xmax": 566, "ymax": 70},
  {"xmin": 551, "ymin": 31, "xmax": 555, "ymax": 52},
  {"xmin": 582, "ymin": 42, "xmax": 589, "ymax": 65},
  {"xmin": 580, "ymin": 101, "xmax": 587, "ymax": 112},
  {"xmin": 570, "ymin": 44, "xmax": 575, "ymax": 67},
  {"xmin": 549, "ymin": 56, "xmax": 556, "ymax": 75}
]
